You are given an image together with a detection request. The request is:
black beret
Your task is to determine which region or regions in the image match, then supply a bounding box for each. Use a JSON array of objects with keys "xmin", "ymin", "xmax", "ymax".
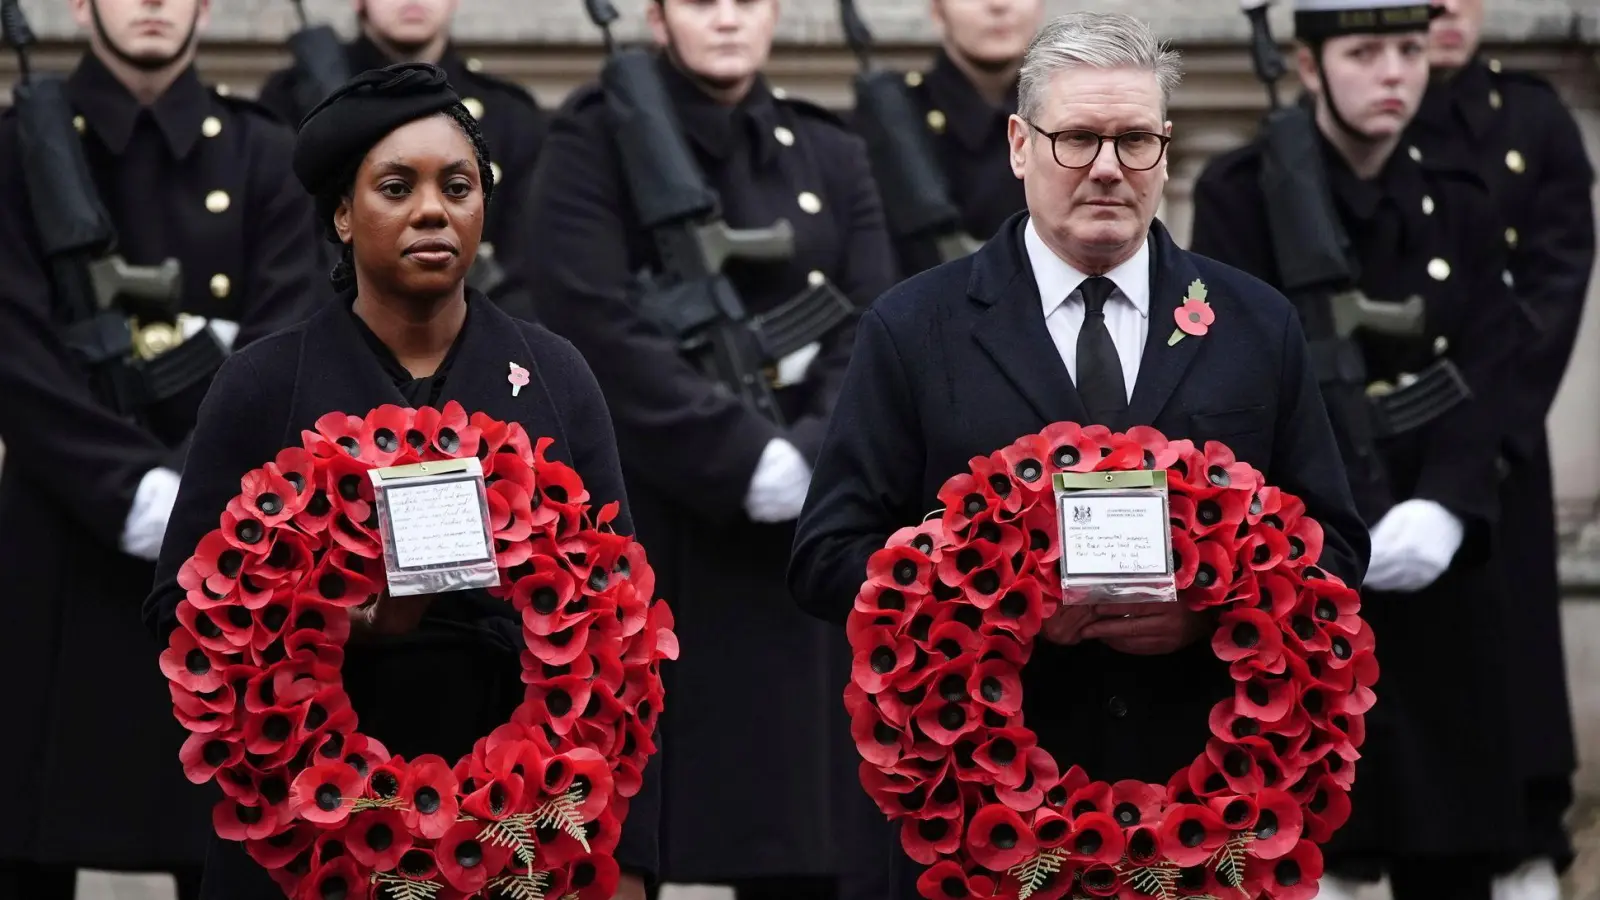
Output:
[{"xmin": 291, "ymin": 62, "xmax": 465, "ymax": 200}]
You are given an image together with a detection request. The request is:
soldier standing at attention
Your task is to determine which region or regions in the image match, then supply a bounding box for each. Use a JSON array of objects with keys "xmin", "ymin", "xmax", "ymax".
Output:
[
  {"xmin": 1190, "ymin": 1, "xmax": 1528, "ymax": 898},
  {"xmin": 258, "ymin": 0, "xmax": 547, "ymax": 321},
  {"xmin": 0, "ymin": 0, "xmax": 326, "ymax": 897},
  {"xmin": 886, "ymin": 0, "xmax": 1044, "ymax": 276},
  {"xmin": 523, "ymin": 1, "xmax": 897, "ymax": 898},
  {"xmin": 1408, "ymin": 3, "xmax": 1597, "ymax": 895}
]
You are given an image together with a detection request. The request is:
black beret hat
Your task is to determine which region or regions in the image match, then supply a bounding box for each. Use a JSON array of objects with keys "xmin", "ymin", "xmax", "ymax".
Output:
[{"xmin": 291, "ymin": 62, "xmax": 464, "ymax": 201}]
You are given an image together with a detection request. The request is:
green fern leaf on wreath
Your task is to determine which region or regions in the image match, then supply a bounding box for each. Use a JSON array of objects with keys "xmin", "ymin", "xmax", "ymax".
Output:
[
  {"xmin": 479, "ymin": 813, "xmax": 540, "ymax": 869},
  {"xmin": 533, "ymin": 787, "xmax": 592, "ymax": 853},
  {"xmin": 1008, "ymin": 848, "xmax": 1070, "ymax": 900},
  {"xmin": 486, "ymin": 870, "xmax": 552, "ymax": 900}
]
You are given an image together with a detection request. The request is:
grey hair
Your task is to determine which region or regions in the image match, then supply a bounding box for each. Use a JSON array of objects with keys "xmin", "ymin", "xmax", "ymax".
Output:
[{"xmin": 1016, "ymin": 12, "xmax": 1184, "ymax": 121}]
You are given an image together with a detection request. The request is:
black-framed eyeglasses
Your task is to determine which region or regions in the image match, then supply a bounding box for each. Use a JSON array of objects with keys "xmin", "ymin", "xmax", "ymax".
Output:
[{"xmin": 1026, "ymin": 122, "xmax": 1171, "ymax": 171}]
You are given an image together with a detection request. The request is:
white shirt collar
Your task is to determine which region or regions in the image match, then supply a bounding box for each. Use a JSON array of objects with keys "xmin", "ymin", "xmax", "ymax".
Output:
[{"xmin": 1025, "ymin": 216, "xmax": 1152, "ymax": 320}]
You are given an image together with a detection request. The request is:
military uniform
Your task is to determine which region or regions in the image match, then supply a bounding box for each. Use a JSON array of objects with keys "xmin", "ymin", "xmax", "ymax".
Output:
[
  {"xmin": 523, "ymin": 54, "xmax": 897, "ymax": 892},
  {"xmin": 879, "ymin": 51, "xmax": 1026, "ymax": 276},
  {"xmin": 258, "ymin": 35, "xmax": 548, "ymax": 321},
  {"xmin": 1408, "ymin": 56, "xmax": 1597, "ymax": 867},
  {"xmin": 1192, "ymin": 128, "xmax": 1529, "ymax": 892},
  {"xmin": 0, "ymin": 53, "xmax": 325, "ymax": 887}
]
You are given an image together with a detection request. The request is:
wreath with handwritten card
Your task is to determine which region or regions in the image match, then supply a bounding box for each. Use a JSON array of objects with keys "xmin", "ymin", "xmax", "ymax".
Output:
[
  {"xmin": 159, "ymin": 401, "xmax": 677, "ymax": 900},
  {"xmin": 846, "ymin": 423, "xmax": 1376, "ymax": 900}
]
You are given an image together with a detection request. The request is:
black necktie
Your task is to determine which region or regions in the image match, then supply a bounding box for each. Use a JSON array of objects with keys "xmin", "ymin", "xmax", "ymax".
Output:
[{"xmin": 1075, "ymin": 276, "xmax": 1128, "ymax": 423}]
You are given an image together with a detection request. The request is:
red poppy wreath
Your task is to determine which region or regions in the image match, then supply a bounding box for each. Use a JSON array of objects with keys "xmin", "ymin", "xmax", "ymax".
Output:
[
  {"xmin": 159, "ymin": 402, "xmax": 678, "ymax": 900},
  {"xmin": 845, "ymin": 423, "xmax": 1377, "ymax": 900}
]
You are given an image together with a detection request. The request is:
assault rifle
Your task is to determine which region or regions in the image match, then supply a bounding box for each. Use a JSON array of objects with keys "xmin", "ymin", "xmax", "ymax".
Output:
[
  {"xmin": 1242, "ymin": 0, "xmax": 1467, "ymax": 494},
  {"xmin": 840, "ymin": 0, "xmax": 979, "ymax": 268},
  {"xmin": 2, "ymin": 0, "xmax": 214, "ymax": 426},
  {"xmin": 582, "ymin": 0, "xmax": 855, "ymax": 426}
]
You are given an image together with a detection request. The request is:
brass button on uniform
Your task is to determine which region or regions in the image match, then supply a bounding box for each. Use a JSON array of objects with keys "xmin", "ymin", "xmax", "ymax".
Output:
[
  {"xmin": 463, "ymin": 97, "xmax": 485, "ymax": 119},
  {"xmin": 1433, "ymin": 335, "xmax": 1449, "ymax": 356},
  {"xmin": 205, "ymin": 190, "xmax": 230, "ymax": 214},
  {"xmin": 807, "ymin": 269, "xmax": 825, "ymax": 286},
  {"xmin": 1421, "ymin": 195, "xmax": 1435, "ymax": 215},
  {"xmin": 1489, "ymin": 90, "xmax": 1502, "ymax": 110},
  {"xmin": 1107, "ymin": 696, "xmax": 1129, "ymax": 718},
  {"xmin": 210, "ymin": 273, "xmax": 231, "ymax": 299},
  {"xmin": 466, "ymin": 57, "xmax": 484, "ymax": 73},
  {"xmin": 1505, "ymin": 149, "xmax": 1526, "ymax": 174},
  {"xmin": 774, "ymin": 126, "xmax": 795, "ymax": 147},
  {"xmin": 214, "ymin": 83, "xmax": 231, "ymax": 96},
  {"xmin": 72, "ymin": 115, "xmax": 85, "ymax": 134},
  {"xmin": 904, "ymin": 71, "xmax": 923, "ymax": 87},
  {"xmin": 797, "ymin": 191, "xmax": 822, "ymax": 214},
  {"xmin": 201, "ymin": 116, "xmax": 222, "ymax": 138},
  {"xmin": 1506, "ymin": 227, "xmax": 1519, "ymax": 248},
  {"xmin": 771, "ymin": 86, "xmax": 788, "ymax": 100},
  {"xmin": 1489, "ymin": 58, "xmax": 1503, "ymax": 73},
  {"xmin": 1408, "ymin": 145, "xmax": 1422, "ymax": 162},
  {"xmin": 1428, "ymin": 258, "xmax": 1451, "ymax": 281},
  {"xmin": 490, "ymin": 162, "xmax": 502, "ymax": 185},
  {"xmin": 926, "ymin": 109, "xmax": 947, "ymax": 133}
]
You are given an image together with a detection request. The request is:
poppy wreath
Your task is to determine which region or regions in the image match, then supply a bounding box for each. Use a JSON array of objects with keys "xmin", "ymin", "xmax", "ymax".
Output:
[
  {"xmin": 159, "ymin": 401, "xmax": 678, "ymax": 900},
  {"xmin": 845, "ymin": 423, "xmax": 1377, "ymax": 900}
]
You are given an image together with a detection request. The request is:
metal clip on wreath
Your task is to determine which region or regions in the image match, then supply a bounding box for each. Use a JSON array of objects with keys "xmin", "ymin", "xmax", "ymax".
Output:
[
  {"xmin": 846, "ymin": 422, "xmax": 1377, "ymax": 900},
  {"xmin": 158, "ymin": 401, "xmax": 678, "ymax": 900}
]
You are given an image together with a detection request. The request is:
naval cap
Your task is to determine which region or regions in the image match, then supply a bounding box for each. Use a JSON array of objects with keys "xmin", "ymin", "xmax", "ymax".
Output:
[{"xmin": 1293, "ymin": 0, "xmax": 1437, "ymax": 42}]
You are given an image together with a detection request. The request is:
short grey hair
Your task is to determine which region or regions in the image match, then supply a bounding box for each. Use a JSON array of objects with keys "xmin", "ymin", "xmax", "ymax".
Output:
[{"xmin": 1017, "ymin": 12, "xmax": 1184, "ymax": 121}]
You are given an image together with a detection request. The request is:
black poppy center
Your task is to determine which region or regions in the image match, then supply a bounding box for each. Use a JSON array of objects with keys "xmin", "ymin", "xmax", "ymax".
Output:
[
  {"xmin": 371, "ymin": 773, "xmax": 400, "ymax": 803},
  {"xmin": 337, "ymin": 474, "xmax": 361, "ymax": 503},
  {"xmin": 318, "ymin": 875, "xmax": 348, "ymax": 900},
  {"xmin": 1255, "ymin": 808, "xmax": 1280, "ymax": 839},
  {"xmin": 873, "ymin": 722, "xmax": 898, "ymax": 746},
  {"xmin": 1224, "ymin": 799, "xmax": 1253, "ymax": 826},
  {"xmin": 413, "ymin": 786, "xmax": 441, "ymax": 815},
  {"xmin": 989, "ymin": 738, "xmax": 1016, "ymax": 765},
  {"xmin": 262, "ymin": 714, "xmax": 289, "ymax": 743},
  {"xmin": 1232, "ymin": 716, "xmax": 1261, "ymax": 738},
  {"xmin": 1247, "ymin": 682, "xmax": 1270, "ymax": 707},
  {"xmin": 547, "ymin": 689, "xmax": 573, "ymax": 717},
  {"xmin": 1015, "ymin": 460, "xmax": 1042, "ymax": 482},
  {"xmin": 990, "ymin": 823, "xmax": 1018, "ymax": 850},
  {"xmin": 255, "ymin": 492, "xmax": 284, "ymax": 517},
  {"xmin": 436, "ymin": 428, "xmax": 460, "ymax": 453},
  {"xmin": 336, "ymin": 436, "xmax": 360, "ymax": 457},
  {"xmin": 1130, "ymin": 828, "xmax": 1157, "ymax": 860},
  {"xmin": 1196, "ymin": 563, "xmax": 1216, "ymax": 587},
  {"xmin": 1208, "ymin": 465, "xmax": 1230, "ymax": 487},
  {"xmin": 1289, "ymin": 536, "xmax": 1306, "ymax": 559},
  {"xmin": 870, "ymin": 647, "xmax": 898, "ymax": 675},
  {"xmin": 893, "ymin": 560, "xmax": 918, "ymax": 586},
  {"xmin": 315, "ymin": 783, "xmax": 342, "ymax": 812},
  {"xmin": 1053, "ymin": 445, "xmax": 1080, "ymax": 468},
  {"xmin": 971, "ymin": 569, "xmax": 1000, "ymax": 595},
  {"xmin": 1198, "ymin": 500, "xmax": 1221, "ymax": 525},
  {"xmin": 1045, "ymin": 786, "xmax": 1067, "ymax": 808},
  {"xmin": 940, "ymin": 876, "xmax": 966, "ymax": 898},
  {"xmin": 962, "ymin": 493, "xmax": 985, "ymax": 518},
  {"xmin": 1114, "ymin": 802, "xmax": 1140, "ymax": 826},
  {"xmin": 1084, "ymin": 868, "xmax": 1115, "ymax": 890},
  {"xmin": 1179, "ymin": 819, "xmax": 1206, "ymax": 848},
  {"xmin": 1075, "ymin": 828, "xmax": 1102, "ymax": 855},
  {"xmin": 1332, "ymin": 636, "xmax": 1352, "ymax": 660},
  {"xmin": 1232, "ymin": 622, "xmax": 1260, "ymax": 649},
  {"xmin": 938, "ymin": 675, "xmax": 966, "ymax": 702},
  {"xmin": 185, "ymin": 648, "xmax": 212, "ymax": 676},
  {"xmin": 218, "ymin": 549, "xmax": 244, "ymax": 579},
  {"xmin": 1275, "ymin": 860, "xmax": 1302, "ymax": 887},
  {"xmin": 373, "ymin": 428, "xmax": 398, "ymax": 454},
  {"xmin": 318, "ymin": 572, "xmax": 346, "ymax": 600},
  {"xmin": 399, "ymin": 849, "xmax": 432, "ymax": 877},
  {"xmin": 1292, "ymin": 616, "xmax": 1317, "ymax": 640},
  {"xmin": 998, "ymin": 591, "xmax": 1028, "ymax": 619},
  {"xmin": 937, "ymin": 704, "xmax": 966, "ymax": 732},
  {"xmin": 454, "ymin": 838, "xmax": 484, "ymax": 868}
]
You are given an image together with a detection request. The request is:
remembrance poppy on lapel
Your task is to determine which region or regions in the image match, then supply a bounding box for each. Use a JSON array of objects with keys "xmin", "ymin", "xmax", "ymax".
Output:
[
  {"xmin": 1169, "ymin": 278, "xmax": 1216, "ymax": 345},
  {"xmin": 845, "ymin": 426, "xmax": 1376, "ymax": 899},
  {"xmin": 158, "ymin": 403, "xmax": 677, "ymax": 898}
]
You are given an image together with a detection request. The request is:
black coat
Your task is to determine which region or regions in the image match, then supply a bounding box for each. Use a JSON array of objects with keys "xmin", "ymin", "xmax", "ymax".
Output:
[
  {"xmin": 868, "ymin": 51, "xmax": 1027, "ymax": 277},
  {"xmin": 258, "ymin": 36, "xmax": 549, "ymax": 321},
  {"xmin": 523, "ymin": 55, "xmax": 898, "ymax": 881},
  {"xmin": 1409, "ymin": 58, "xmax": 1596, "ymax": 853},
  {"xmin": 1190, "ymin": 135, "xmax": 1531, "ymax": 860},
  {"xmin": 788, "ymin": 212, "xmax": 1369, "ymax": 890},
  {"xmin": 0, "ymin": 54, "xmax": 325, "ymax": 867},
  {"xmin": 140, "ymin": 292, "xmax": 660, "ymax": 897}
]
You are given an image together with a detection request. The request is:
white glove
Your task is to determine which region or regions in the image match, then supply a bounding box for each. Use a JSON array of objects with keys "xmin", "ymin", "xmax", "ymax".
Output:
[
  {"xmin": 121, "ymin": 466, "xmax": 181, "ymax": 561},
  {"xmin": 1363, "ymin": 499, "xmax": 1464, "ymax": 593},
  {"xmin": 1492, "ymin": 857, "xmax": 1560, "ymax": 900},
  {"xmin": 743, "ymin": 438, "xmax": 812, "ymax": 524}
]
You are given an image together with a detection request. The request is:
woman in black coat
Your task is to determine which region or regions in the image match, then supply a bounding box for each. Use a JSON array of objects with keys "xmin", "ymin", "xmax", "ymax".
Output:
[{"xmin": 142, "ymin": 63, "xmax": 657, "ymax": 900}]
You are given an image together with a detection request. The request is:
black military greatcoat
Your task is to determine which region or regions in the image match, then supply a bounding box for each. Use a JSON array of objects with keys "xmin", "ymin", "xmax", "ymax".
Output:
[
  {"xmin": 881, "ymin": 51, "xmax": 1027, "ymax": 276},
  {"xmin": 258, "ymin": 35, "xmax": 548, "ymax": 321},
  {"xmin": 1409, "ymin": 57, "xmax": 1597, "ymax": 863},
  {"xmin": 1190, "ymin": 135, "xmax": 1530, "ymax": 862},
  {"xmin": 523, "ymin": 55, "xmax": 898, "ymax": 881},
  {"xmin": 0, "ymin": 54, "xmax": 325, "ymax": 867}
]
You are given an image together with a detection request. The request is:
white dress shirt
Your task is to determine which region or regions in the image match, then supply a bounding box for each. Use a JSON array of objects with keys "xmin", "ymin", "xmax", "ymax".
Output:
[{"xmin": 1024, "ymin": 217, "xmax": 1151, "ymax": 401}]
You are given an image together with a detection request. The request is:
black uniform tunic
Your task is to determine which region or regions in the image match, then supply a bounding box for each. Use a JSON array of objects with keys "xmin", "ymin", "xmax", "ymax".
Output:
[
  {"xmin": 877, "ymin": 51, "xmax": 1027, "ymax": 276},
  {"xmin": 0, "ymin": 54, "xmax": 325, "ymax": 867},
  {"xmin": 1191, "ymin": 135, "xmax": 1530, "ymax": 862},
  {"xmin": 1408, "ymin": 57, "xmax": 1597, "ymax": 864},
  {"xmin": 524, "ymin": 56, "xmax": 898, "ymax": 881},
  {"xmin": 141, "ymin": 291, "xmax": 660, "ymax": 898},
  {"xmin": 258, "ymin": 36, "xmax": 548, "ymax": 321}
]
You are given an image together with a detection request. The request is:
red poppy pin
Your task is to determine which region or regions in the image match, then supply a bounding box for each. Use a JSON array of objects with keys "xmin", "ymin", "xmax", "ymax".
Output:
[
  {"xmin": 509, "ymin": 361, "xmax": 530, "ymax": 397},
  {"xmin": 1169, "ymin": 278, "xmax": 1215, "ymax": 345}
]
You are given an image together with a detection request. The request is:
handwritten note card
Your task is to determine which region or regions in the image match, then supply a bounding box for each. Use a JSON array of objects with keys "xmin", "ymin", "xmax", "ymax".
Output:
[
  {"xmin": 1060, "ymin": 495, "xmax": 1168, "ymax": 577},
  {"xmin": 385, "ymin": 477, "xmax": 492, "ymax": 569}
]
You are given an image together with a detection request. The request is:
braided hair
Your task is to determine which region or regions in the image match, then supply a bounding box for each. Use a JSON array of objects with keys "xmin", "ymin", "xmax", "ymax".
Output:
[{"xmin": 318, "ymin": 103, "xmax": 496, "ymax": 293}]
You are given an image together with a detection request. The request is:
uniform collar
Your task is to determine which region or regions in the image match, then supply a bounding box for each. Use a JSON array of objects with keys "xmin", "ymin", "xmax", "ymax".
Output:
[
  {"xmin": 1026, "ymin": 216, "xmax": 1151, "ymax": 320},
  {"xmin": 1416, "ymin": 56, "xmax": 1497, "ymax": 140},
  {"xmin": 658, "ymin": 53, "xmax": 784, "ymax": 166},
  {"xmin": 66, "ymin": 52, "xmax": 210, "ymax": 159},
  {"xmin": 345, "ymin": 34, "xmax": 475, "ymax": 94},
  {"xmin": 925, "ymin": 50, "xmax": 1017, "ymax": 153}
]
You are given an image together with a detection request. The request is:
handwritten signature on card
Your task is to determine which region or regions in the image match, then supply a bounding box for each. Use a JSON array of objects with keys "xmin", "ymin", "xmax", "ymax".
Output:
[{"xmin": 387, "ymin": 478, "xmax": 492, "ymax": 569}]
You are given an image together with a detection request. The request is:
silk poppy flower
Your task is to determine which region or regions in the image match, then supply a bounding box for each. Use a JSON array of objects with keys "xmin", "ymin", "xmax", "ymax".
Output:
[
  {"xmin": 918, "ymin": 861, "xmax": 997, "ymax": 900},
  {"xmin": 938, "ymin": 471, "xmax": 1002, "ymax": 536},
  {"xmin": 181, "ymin": 732, "xmax": 243, "ymax": 785},
  {"xmin": 1066, "ymin": 811, "xmax": 1125, "ymax": 866},
  {"xmin": 1157, "ymin": 804, "xmax": 1227, "ymax": 867},
  {"xmin": 540, "ymin": 747, "xmax": 614, "ymax": 820},
  {"xmin": 1213, "ymin": 608, "xmax": 1286, "ymax": 679},
  {"xmin": 240, "ymin": 466, "xmax": 302, "ymax": 529},
  {"xmin": 341, "ymin": 808, "xmax": 411, "ymax": 873},
  {"xmin": 1108, "ymin": 780, "xmax": 1166, "ymax": 831},
  {"xmin": 903, "ymin": 813, "xmax": 965, "ymax": 865},
  {"xmin": 161, "ymin": 627, "xmax": 228, "ymax": 694},
  {"xmin": 999, "ymin": 435, "xmax": 1053, "ymax": 498},
  {"xmin": 1295, "ymin": 772, "xmax": 1352, "ymax": 842},
  {"xmin": 973, "ymin": 728, "xmax": 1035, "ymax": 789},
  {"xmin": 966, "ymin": 803, "xmax": 1037, "ymax": 871},
  {"xmin": 400, "ymin": 755, "xmax": 461, "ymax": 839},
  {"xmin": 1247, "ymin": 787, "xmax": 1306, "ymax": 859},
  {"xmin": 289, "ymin": 762, "xmax": 366, "ymax": 827},
  {"xmin": 980, "ymin": 579, "xmax": 1046, "ymax": 640},
  {"xmin": 1245, "ymin": 838, "xmax": 1323, "ymax": 900},
  {"xmin": 245, "ymin": 822, "xmax": 316, "ymax": 871},
  {"xmin": 1185, "ymin": 538, "xmax": 1238, "ymax": 607},
  {"xmin": 1065, "ymin": 781, "xmax": 1114, "ymax": 819},
  {"xmin": 214, "ymin": 797, "xmax": 282, "ymax": 842},
  {"xmin": 1040, "ymin": 421, "xmax": 1103, "ymax": 473},
  {"xmin": 996, "ymin": 748, "xmax": 1060, "ymax": 813},
  {"xmin": 433, "ymin": 820, "xmax": 512, "ymax": 894}
]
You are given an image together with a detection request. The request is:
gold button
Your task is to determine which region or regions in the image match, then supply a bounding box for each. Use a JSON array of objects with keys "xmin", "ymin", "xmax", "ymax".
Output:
[
  {"xmin": 1506, "ymin": 227, "xmax": 1519, "ymax": 248},
  {"xmin": 1428, "ymin": 258, "xmax": 1451, "ymax": 281},
  {"xmin": 206, "ymin": 190, "xmax": 230, "ymax": 214},
  {"xmin": 209, "ymin": 273, "xmax": 231, "ymax": 298},
  {"xmin": 807, "ymin": 270, "xmax": 825, "ymax": 286},
  {"xmin": 201, "ymin": 116, "xmax": 222, "ymax": 138},
  {"xmin": 1433, "ymin": 335, "xmax": 1449, "ymax": 356},
  {"xmin": 904, "ymin": 71, "xmax": 923, "ymax": 87},
  {"xmin": 490, "ymin": 162, "xmax": 502, "ymax": 185},
  {"xmin": 774, "ymin": 126, "xmax": 795, "ymax": 147},
  {"xmin": 215, "ymin": 83, "xmax": 231, "ymax": 96},
  {"xmin": 72, "ymin": 115, "xmax": 85, "ymax": 134},
  {"xmin": 926, "ymin": 109, "xmax": 947, "ymax": 133},
  {"xmin": 1366, "ymin": 380, "xmax": 1395, "ymax": 398},
  {"xmin": 798, "ymin": 191, "xmax": 822, "ymax": 214},
  {"xmin": 1408, "ymin": 145, "xmax": 1423, "ymax": 162},
  {"xmin": 1506, "ymin": 149, "xmax": 1525, "ymax": 174},
  {"xmin": 466, "ymin": 57, "xmax": 484, "ymax": 73},
  {"xmin": 463, "ymin": 97, "xmax": 484, "ymax": 120},
  {"xmin": 1421, "ymin": 195, "xmax": 1435, "ymax": 215},
  {"xmin": 1489, "ymin": 58, "xmax": 1503, "ymax": 73},
  {"xmin": 771, "ymin": 86, "xmax": 788, "ymax": 100},
  {"xmin": 1504, "ymin": 269, "xmax": 1516, "ymax": 288},
  {"xmin": 1489, "ymin": 90, "xmax": 1502, "ymax": 110}
]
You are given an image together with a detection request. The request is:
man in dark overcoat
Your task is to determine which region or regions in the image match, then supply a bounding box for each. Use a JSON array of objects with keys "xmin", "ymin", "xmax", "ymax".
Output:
[
  {"xmin": 257, "ymin": 0, "xmax": 547, "ymax": 321},
  {"xmin": 1407, "ymin": 1, "xmax": 1597, "ymax": 892},
  {"xmin": 523, "ymin": 0, "xmax": 899, "ymax": 897},
  {"xmin": 1190, "ymin": 1, "xmax": 1533, "ymax": 897},
  {"xmin": 0, "ymin": 0, "xmax": 326, "ymax": 896},
  {"xmin": 789, "ymin": 11, "xmax": 1369, "ymax": 900}
]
